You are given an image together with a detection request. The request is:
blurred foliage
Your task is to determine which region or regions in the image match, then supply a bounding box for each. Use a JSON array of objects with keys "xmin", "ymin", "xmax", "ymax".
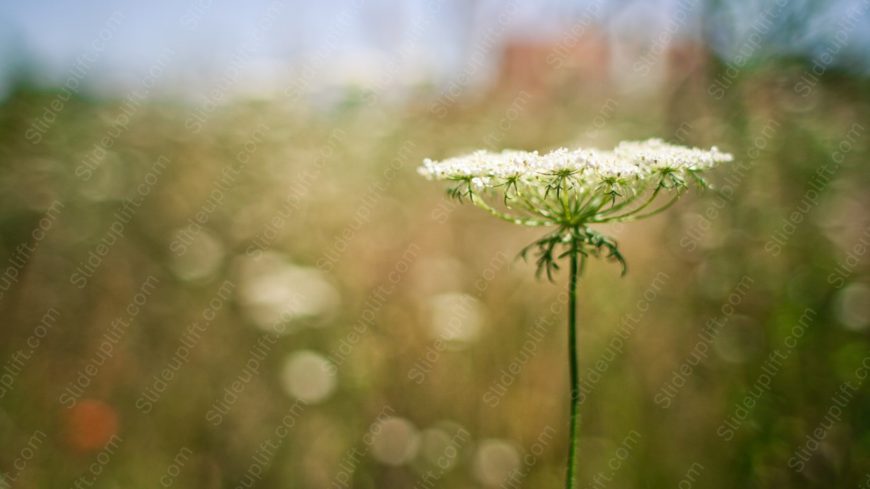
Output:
[{"xmin": 0, "ymin": 58, "xmax": 869, "ymax": 489}]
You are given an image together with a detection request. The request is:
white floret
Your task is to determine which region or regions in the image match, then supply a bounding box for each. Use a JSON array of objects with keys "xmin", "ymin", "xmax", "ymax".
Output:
[
  {"xmin": 418, "ymin": 139, "xmax": 731, "ymax": 186},
  {"xmin": 419, "ymin": 138, "xmax": 732, "ymax": 226}
]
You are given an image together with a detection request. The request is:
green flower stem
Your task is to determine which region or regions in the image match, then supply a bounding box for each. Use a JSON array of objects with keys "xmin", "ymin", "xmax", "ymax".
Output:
[
  {"xmin": 592, "ymin": 185, "xmax": 646, "ymax": 215},
  {"xmin": 468, "ymin": 189, "xmax": 550, "ymax": 227},
  {"xmin": 565, "ymin": 240, "xmax": 581, "ymax": 489},
  {"xmin": 616, "ymin": 189, "xmax": 684, "ymax": 222},
  {"xmin": 598, "ymin": 184, "xmax": 663, "ymax": 221}
]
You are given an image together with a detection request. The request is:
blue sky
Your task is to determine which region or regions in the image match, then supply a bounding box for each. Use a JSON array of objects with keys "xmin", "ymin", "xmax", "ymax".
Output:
[{"xmin": 1, "ymin": 0, "xmax": 867, "ymax": 99}]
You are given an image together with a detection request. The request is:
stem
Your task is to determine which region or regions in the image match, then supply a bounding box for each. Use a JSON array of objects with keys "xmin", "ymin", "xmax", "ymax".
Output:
[
  {"xmin": 565, "ymin": 240, "xmax": 581, "ymax": 489},
  {"xmin": 615, "ymin": 189, "xmax": 684, "ymax": 222},
  {"xmin": 469, "ymin": 190, "xmax": 550, "ymax": 227},
  {"xmin": 595, "ymin": 184, "xmax": 662, "ymax": 222}
]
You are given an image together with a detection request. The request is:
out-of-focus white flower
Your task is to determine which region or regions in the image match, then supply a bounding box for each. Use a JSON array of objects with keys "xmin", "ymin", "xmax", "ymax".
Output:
[
  {"xmin": 836, "ymin": 283, "xmax": 870, "ymax": 331},
  {"xmin": 472, "ymin": 439, "xmax": 521, "ymax": 487},
  {"xmin": 281, "ymin": 350, "xmax": 336, "ymax": 404},
  {"xmin": 235, "ymin": 252, "xmax": 339, "ymax": 333},
  {"xmin": 169, "ymin": 229, "xmax": 225, "ymax": 281},
  {"xmin": 428, "ymin": 293, "xmax": 485, "ymax": 346},
  {"xmin": 370, "ymin": 417, "xmax": 420, "ymax": 466}
]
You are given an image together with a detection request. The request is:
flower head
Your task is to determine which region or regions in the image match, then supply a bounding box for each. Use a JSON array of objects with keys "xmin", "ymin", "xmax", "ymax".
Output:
[
  {"xmin": 419, "ymin": 138, "xmax": 732, "ymax": 228},
  {"xmin": 419, "ymin": 138, "xmax": 733, "ymax": 277}
]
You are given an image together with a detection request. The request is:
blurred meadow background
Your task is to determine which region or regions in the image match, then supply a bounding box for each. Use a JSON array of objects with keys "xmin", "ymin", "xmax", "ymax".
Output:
[{"xmin": 1, "ymin": 0, "xmax": 870, "ymax": 488}]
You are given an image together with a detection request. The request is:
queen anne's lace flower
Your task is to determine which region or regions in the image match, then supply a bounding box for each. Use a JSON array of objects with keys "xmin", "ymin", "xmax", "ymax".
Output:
[
  {"xmin": 419, "ymin": 138, "xmax": 732, "ymax": 229},
  {"xmin": 418, "ymin": 138, "xmax": 734, "ymax": 489}
]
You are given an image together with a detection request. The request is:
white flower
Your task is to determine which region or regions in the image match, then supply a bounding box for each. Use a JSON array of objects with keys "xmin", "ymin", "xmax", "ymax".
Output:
[{"xmin": 419, "ymin": 138, "xmax": 732, "ymax": 227}]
